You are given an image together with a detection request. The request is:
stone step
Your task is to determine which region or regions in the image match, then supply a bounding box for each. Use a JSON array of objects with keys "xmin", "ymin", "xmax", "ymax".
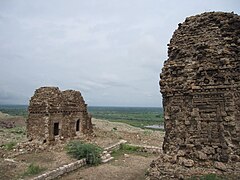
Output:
[{"xmin": 101, "ymin": 157, "xmax": 114, "ymax": 163}]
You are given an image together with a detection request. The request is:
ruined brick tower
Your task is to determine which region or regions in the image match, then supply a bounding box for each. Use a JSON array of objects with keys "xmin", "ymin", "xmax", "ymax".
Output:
[
  {"xmin": 27, "ymin": 87, "xmax": 93, "ymax": 143},
  {"xmin": 160, "ymin": 12, "xmax": 240, "ymax": 163}
]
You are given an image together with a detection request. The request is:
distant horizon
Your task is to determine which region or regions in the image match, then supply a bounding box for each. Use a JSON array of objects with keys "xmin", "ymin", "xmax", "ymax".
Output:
[{"xmin": 0, "ymin": 104, "xmax": 163, "ymax": 108}]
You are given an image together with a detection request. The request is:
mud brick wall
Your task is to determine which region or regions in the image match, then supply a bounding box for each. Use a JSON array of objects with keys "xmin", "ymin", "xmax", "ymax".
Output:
[
  {"xmin": 160, "ymin": 12, "xmax": 240, "ymax": 162},
  {"xmin": 27, "ymin": 87, "xmax": 93, "ymax": 143}
]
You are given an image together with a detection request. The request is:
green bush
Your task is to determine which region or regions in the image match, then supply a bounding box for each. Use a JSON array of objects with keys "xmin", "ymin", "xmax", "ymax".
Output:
[
  {"xmin": 66, "ymin": 141, "xmax": 103, "ymax": 165},
  {"xmin": 22, "ymin": 163, "xmax": 45, "ymax": 177}
]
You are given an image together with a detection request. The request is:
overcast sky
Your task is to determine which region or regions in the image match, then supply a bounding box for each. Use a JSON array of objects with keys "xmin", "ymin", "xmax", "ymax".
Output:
[{"xmin": 0, "ymin": 0, "xmax": 239, "ymax": 107}]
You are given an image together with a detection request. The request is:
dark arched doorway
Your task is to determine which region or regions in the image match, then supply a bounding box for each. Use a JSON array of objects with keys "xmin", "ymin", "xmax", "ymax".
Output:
[{"xmin": 76, "ymin": 119, "xmax": 80, "ymax": 132}]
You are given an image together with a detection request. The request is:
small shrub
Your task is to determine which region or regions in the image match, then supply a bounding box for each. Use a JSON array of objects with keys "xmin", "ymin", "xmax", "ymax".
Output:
[
  {"xmin": 66, "ymin": 141, "xmax": 103, "ymax": 165},
  {"xmin": 4, "ymin": 141, "xmax": 16, "ymax": 150},
  {"xmin": 22, "ymin": 163, "xmax": 45, "ymax": 177}
]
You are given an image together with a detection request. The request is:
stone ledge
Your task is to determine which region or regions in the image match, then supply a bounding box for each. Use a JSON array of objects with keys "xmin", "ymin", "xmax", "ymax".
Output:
[
  {"xmin": 33, "ymin": 159, "xmax": 86, "ymax": 180},
  {"xmin": 129, "ymin": 144, "xmax": 162, "ymax": 154},
  {"xmin": 104, "ymin": 140, "xmax": 127, "ymax": 151}
]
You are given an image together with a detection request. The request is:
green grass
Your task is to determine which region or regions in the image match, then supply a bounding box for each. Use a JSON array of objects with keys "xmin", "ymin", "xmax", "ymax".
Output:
[
  {"xmin": 120, "ymin": 143, "xmax": 140, "ymax": 151},
  {"xmin": 10, "ymin": 126, "xmax": 26, "ymax": 135},
  {"xmin": 66, "ymin": 141, "xmax": 103, "ymax": 165},
  {"xmin": 21, "ymin": 163, "xmax": 46, "ymax": 177},
  {"xmin": 3, "ymin": 141, "xmax": 17, "ymax": 150},
  {"xmin": 111, "ymin": 144, "xmax": 149, "ymax": 158},
  {"xmin": 189, "ymin": 174, "xmax": 224, "ymax": 180}
]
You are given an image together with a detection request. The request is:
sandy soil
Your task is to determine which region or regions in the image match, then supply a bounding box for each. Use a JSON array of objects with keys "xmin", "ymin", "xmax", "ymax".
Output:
[
  {"xmin": 90, "ymin": 118, "xmax": 164, "ymax": 147},
  {"xmin": 58, "ymin": 118, "xmax": 164, "ymax": 180},
  {"xmin": 59, "ymin": 154, "xmax": 157, "ymax": 180},
  {"xmin": 0, "ymin": 116, "xmax": 164, "ymax": 180}
]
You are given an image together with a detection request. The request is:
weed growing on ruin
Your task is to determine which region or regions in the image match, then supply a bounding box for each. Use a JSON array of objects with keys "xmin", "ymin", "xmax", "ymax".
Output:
[
  {"xmin": 3, "ymin": 141, "xmax": 16, "ymax": 150},
  {"xmin": 189, "ymin": 173, "xmax": 224, "ymax": 180},
  {"xmin": 111, "ymin": 144, "xmax": 149, "ymax": 158},
  {"xmin": 120, "ymin": 143, "xmax": 140, "ymax": 152},
  {"xmin": 10, "ymin": 127, "xmax": 26, "ymax": 135},
  {"xmin": 66, "ymin": 141, "xmax": 103, "ymax": 165},
  {"xmin": 21, "ymin": 163, "xmax": 46, "ymax": 177}
]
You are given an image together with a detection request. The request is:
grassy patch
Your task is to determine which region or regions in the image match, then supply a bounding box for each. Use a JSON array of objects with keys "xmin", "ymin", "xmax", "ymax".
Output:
[
  {"xmin": 120, "ymin": 143, "xmax": 140, "ymax": 151},
  {"xmin": 3, "ymin": 141, "xmax": 17, "ymax": 150},
  {"xmin": 21, "ymin": 163, "xmax": 46, "ymax": 177},
  {"xmin": 189, "ymin": 174, "xmax": 224, "ymax": 180},
  {"xmin": 111, "ymin": 144, "xmax": 149, "ymax": 158},
  {"xmin": 66, "ymin": 141, "xmax": 103, "ymax": 165},
  {"xmin": 10, "ymin": 127, "xmax": 26, "ymax": 135}
]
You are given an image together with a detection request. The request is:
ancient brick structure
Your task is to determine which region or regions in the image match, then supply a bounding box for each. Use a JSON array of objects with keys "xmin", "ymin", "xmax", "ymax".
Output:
[
  {"xmin": 160, "ymin": 11, "xmax": 240, "ymax": 162},
  {"xmin": 27, "ymin": 87, "xmax": 93, "ymax": 143},
  {"xmin": 148, "ymin": 12, "xmax": 240, "ymax": 179}
]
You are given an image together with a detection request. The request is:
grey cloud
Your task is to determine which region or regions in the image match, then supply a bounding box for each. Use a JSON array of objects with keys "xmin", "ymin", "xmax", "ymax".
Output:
[{"xmin": 0, "ymin": 0, "xmax": 239, "ymax": 106}]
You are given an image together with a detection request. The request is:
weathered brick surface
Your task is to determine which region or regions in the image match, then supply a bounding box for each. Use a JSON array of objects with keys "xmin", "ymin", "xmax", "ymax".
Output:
[
  {"xmin": 26, "ymin": 87, "xmax": 93, "ymax": 144},
  {"xmin": 148, "ymin": 12, "xmax": 240, "ymax": 179},
  {"xmin": 160, "ymin": 11, "xmax": 240, "ymax": 162}
]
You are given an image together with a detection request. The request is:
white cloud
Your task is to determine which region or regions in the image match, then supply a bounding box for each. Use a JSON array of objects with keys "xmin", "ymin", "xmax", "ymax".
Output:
[{"xmin": 0, "ymin": 0, "xmax": 239, "ymax": 106}]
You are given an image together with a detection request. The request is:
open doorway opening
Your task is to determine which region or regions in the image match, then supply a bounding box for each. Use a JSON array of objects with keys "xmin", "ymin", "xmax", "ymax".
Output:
[
  {"xmin": 54, "ymin": 122, "xmax": 59, "ymax": 136},
  {"xmin": 76, "ymin": 119, "xmax": 80, "ymax": 132}
]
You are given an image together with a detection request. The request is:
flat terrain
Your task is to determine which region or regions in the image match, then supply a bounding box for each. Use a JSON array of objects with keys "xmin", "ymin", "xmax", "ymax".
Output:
[
  {"xmin": 59, "ymin": 154, "xmax": 157, "ymax": 180},
  {"xmin": 91, "ymin": 118, "xmax": 164, "ymax": 147},
  {"xmin": 0, "ymin": 114, "xmax": 164, "ymax": 180},
  {"xmin": 88, "ymin": 106, "xmax": 163, "ymax": 129}
]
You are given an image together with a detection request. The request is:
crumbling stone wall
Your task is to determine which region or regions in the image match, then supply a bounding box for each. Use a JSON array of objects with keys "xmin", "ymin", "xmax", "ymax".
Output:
[
  {"xmin": 147, "ymin": 12, "xmax": 240, "ymax": 179},
  {"xmin": 160, "ymin": 11, "xmax": 240, "ymax": 162},
  {"xmin": 27, "ymin": 87, "xmax": 93, "ymax": 143}
]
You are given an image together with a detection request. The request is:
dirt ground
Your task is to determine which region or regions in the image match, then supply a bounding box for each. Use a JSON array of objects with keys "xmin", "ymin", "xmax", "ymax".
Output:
[
  {"xmin": 0, "ymin": 116, "xmax": 164, "ymax": 180},
  {"xmin": 90, "ymin": 118, "xmax": 164, "ymax": 147},
  {"xmin": 59, "ymin": 154, "xmax": 157, "ymax": 180}
]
